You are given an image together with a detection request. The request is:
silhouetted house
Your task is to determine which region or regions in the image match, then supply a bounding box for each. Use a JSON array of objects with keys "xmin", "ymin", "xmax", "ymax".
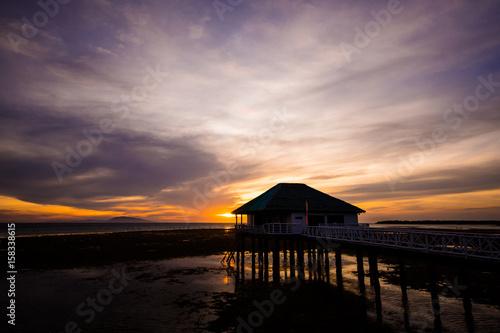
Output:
[{"xmin": 232, "ymin": 183, "xmax": 365, "ymax": 226}]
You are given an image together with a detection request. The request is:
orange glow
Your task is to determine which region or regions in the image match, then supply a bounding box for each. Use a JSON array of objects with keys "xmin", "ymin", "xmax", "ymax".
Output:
[
  {"xmin": 0, "ymin": 196, "xmax": 120, "ymax": 221},
  {"xmin": 2, "ymin": 182, "xmax": 500, "ymax": 223},
  {"xmin": 218, "ymin": 213, "xmax": 235, "ymax": 218}
]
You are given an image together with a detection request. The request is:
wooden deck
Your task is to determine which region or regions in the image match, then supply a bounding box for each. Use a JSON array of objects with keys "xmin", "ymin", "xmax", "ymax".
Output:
[{"xmin": 237, "ymin": 223, "xmax": 500, "ymax": 262}]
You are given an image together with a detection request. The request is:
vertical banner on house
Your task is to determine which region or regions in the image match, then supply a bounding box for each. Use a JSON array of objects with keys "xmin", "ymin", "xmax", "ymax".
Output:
[{"xmin": 306, "ymin": 201, "xmax": 309, "ymax": 226}]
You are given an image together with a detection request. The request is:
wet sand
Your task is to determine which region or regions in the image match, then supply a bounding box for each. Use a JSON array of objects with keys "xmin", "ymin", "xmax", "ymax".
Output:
[
  {"xmin": 10, "ymin": 228, "xmax": 236, "ymax": 269},
  {"xmin": 1, "ymin": 229, "xmax": 388, "ymax": 332},
  {"xmin": 1, "ymin": 229, "xmax": 236, "ymax": 332},
  {"xmin": 3, "ymin": 229, "xmax": 500, "ymax": 332}
]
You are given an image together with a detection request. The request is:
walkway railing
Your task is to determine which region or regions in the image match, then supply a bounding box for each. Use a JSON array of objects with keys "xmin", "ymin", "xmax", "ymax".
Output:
[
  {"xmin": 263, "ymin": 223, "xmax": 305, "ymax": 234},
  {"xmin": 237, "ymin": 223, "xmax": 500, "ymax": 261},
  {"xmin": 305, "ymin": 226, "xmax": 500, "ymax": 261}
]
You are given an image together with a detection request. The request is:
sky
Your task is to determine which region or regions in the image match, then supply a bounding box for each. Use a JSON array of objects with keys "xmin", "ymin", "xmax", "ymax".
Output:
[{"xmin": 0, "ymin": 0, "xmax": 499, "ymax": 223}]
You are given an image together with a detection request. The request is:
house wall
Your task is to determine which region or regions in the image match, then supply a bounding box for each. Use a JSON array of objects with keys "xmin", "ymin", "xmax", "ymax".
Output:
[
  {"xmin": 291, "ymin": 212, "xmax": 307, "ymax": 225},
  {"xmin": 246, "ymin": 212, "xmax": 359, "ymax": 226},
  {"xmin": 344, "ymin": 213, "xmax": 359, "ymax": 225},
  {"xmin": 293, "ymin": 212, "xmax": 359, "ymax": 225}
]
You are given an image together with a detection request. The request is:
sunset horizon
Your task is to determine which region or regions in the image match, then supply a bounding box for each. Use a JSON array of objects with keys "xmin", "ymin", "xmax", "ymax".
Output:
[{"xmin": 1, "ymin": 0, "xmax": 499, "ymax": 224}]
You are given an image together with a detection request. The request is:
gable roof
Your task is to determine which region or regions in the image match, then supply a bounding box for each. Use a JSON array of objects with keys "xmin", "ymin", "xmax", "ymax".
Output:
[{"xmin": 232, "ymin": 183, "xmax": 365, "ymax": 214}]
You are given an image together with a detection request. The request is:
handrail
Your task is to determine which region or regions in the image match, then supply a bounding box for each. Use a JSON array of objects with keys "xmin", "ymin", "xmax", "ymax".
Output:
[
  {"xmin": 236, "ymin": 223, "xmax": 500, "ymax": 261},
  {"xmin": 304, "ymin": 226, "xmax": 500, "ymax": 261}
]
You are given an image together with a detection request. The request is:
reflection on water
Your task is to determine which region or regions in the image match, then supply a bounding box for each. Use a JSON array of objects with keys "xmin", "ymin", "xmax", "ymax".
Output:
[
  {"xmin": 233, "ymin": 242, "xmax": 500, "ymax": 333},
  {"xmin": 10, "ymin": 256, "xmax": 235, "ymax": 333},
  {"xmin": 8, "ymin": 250, "xmax": 500, "ymax": 332}
]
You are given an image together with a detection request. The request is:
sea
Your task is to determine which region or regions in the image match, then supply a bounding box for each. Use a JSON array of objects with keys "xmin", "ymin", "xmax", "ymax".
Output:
[
  {"xmin": 2, "ymin": 221, "xmax": 500, "ymax": 332},
  {"xmin": 2, "ymin": 222, "xmax": 500, "ymax": 238},
  {"xmin": 0, "ymin": 222, "xmax": 235, "ymax": 237}
]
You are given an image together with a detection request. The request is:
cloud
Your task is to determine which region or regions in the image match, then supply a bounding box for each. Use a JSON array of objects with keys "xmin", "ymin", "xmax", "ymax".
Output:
[
  {"xmin": 88, "ymin": 43, "xmax": 117, "ymax": 56},
  {"xmin": 0, "ymin": 104, "xmax": 222, "ymax": 211},
  {"xmin": 342, "ymin": 160, "xmax": 500, "ymax": 202},
  {"xmin": 0, "ymin": 0, "xmax": 499, "ymax": 221},
  {"xmin": 189, "ymin": 25, "xmax": 204, "ymax": 39}
]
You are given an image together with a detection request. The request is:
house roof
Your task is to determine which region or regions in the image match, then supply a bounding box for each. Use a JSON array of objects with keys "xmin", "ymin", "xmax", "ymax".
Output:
[{"xmin": 231, "ymin": 183, "xmax": 365, "ymax": 214}]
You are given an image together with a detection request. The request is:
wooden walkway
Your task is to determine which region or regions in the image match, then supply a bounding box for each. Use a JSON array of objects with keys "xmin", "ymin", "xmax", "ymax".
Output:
[{"xmin": 238, "ymin": 223, "xmax": 500, "ymax": 262}]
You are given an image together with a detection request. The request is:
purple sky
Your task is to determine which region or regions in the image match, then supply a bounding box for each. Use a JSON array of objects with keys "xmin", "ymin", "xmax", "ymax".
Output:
[{"xmin": 1, "ymin": 0, "xmax": 499, "ymax": 222}]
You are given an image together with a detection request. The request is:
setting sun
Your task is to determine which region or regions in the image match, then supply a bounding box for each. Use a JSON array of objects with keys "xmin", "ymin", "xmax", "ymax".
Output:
[{"xmin": 218, "ymin": 213, "xmax": 235, "ymax": 218}]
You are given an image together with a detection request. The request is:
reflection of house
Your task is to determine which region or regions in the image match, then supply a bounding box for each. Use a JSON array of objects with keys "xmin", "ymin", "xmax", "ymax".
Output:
[{"xmin": 232, "ymin": 183, "xmax": 365, "ymax": 226}]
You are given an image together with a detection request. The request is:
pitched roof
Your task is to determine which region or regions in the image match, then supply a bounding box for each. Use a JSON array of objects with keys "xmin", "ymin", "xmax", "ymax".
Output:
[{"xmin": 232, "ymin": 183, "xmax": 365, "ymax": 214}]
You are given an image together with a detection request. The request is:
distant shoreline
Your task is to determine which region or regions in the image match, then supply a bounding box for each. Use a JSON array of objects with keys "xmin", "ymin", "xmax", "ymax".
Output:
[
  {"xmin": 0, "ymin": 221, "xmax": 235, "ymax": 237},
  {"xmin": 376, "ymin": 220, "xmax": 500, "ymax": 225}
]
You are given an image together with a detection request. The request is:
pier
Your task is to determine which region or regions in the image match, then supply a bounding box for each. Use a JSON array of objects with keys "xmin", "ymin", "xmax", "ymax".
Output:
[
  {"xmin": 222, "ymin": 183, "xmax": 500, "ymax": 330},
  {"xmin": 222, "ymin": 224, "xmax": 500, "ymax": 267},
  {"xmin": 222, "ymin": 224, "xmax": 500, "ymax": 332}
]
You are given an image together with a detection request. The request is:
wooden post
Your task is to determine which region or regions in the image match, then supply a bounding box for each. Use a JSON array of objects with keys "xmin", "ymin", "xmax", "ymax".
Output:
[
  {"xmin": 264, "ymin": 237, "xmax": 269, "ymax": 282},
  {"xmin": 368, "ymin": 252, "xmax": 377, "ymax": 285},
  {"xmin": 290, "ymin": 238, "xmax": 296, "ymax": 278},
  {"xmin": 428, "ymin": 261, "xmax": 442, "ymax": 333},
  {"xmin": 335, "ymin": 248, "xmax": 343, "ymax": 288},
  {"xmin": 307, "ymin": 241, "xmax": 312, "ymax": 269},
  {"xmin": 235, "ymin": 232, "xmax": 240, "ymax": 281},
  {"xmin": 273, "ymin": 237, "xmax": 280, "ymax": 283},
  {"xmin": 258, "ymin": 236, "xmax": 264, "ymax": 281},
  {"xmin": 283, "ymin": 239, "xmax": 287, "ymax": 261},
  {"xmin": 240, "ymin": 233, "xmax": 245, "ymax": 281},
  {"xmin": 368, "ymin": 252, "xmax": 382, "ymax": 323},
  {"xmin": 316, "ymin": 245, "xmax": 322, "ymax": 280},
  {"xmin": 324, "ymin": 247, "xmax": 330, "ymax": 283},
  {"xmin": 308, "ymin": 241, "xmax": 313, "ymax": 280},
  {"xmin": 282, "ymin": 239, "xmax": 288, "ymax": 279},
  {"xmin": 399, "ymin": 257, "xmax": 410, "ymax": 333},
  {"xmin": 460, "ymin": 264, "xmax": 474, "ymax": 328},
  {"xmin": 251, "ymin": 235, "xmax": 256, "ymax": 280},
  {"xmin": 356, "ymin": 250, "xmax": 365, "ymax": 292},
  {"xmin": 399, "ymin": 257, "xmax": 408, "ymax": 304},
  {"xmin": 297, "ymin": 239, "xmax": 305, "ymax": 280}
]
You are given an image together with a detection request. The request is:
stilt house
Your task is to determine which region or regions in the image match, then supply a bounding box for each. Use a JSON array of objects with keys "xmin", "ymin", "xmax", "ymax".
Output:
[{"xmin": 232, "ymin": 183, "xmax": 365, "ymax": 227}]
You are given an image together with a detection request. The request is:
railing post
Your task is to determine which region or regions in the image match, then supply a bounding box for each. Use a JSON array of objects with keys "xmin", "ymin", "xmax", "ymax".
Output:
[{"xmin": 292, "ymin": 224, "xmax": 500, "ymax": 262}]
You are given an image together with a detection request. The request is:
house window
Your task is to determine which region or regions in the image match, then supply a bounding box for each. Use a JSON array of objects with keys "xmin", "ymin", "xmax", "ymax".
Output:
[
  {"xmin": 295, "ymin": 216, "xmax": 303, "ymax": 220},
  {"xmin": 308, "ymin": 215, "xmax": 324, "ymax": 226},
  {"xmin": 327, "ymin": 215, "xmax": 344, "ymax": 224}
]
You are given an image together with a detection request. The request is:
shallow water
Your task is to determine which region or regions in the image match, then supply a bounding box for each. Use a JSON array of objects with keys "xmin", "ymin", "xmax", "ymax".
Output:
[
  {"xmin": 5, "ymin": 256, "xmax": 234, "ymax": 332},
  {"xmin": 4, "ymin": 251, "xmax": 500, "ymax": 332},
  {"xmin": 235, "ymin": 249, "xmax": 500, "ymax": 332}
]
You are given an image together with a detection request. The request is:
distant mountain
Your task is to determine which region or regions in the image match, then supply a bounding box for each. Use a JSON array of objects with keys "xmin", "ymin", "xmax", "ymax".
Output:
[{"xmin": 107, "ymin": 216, "xmax": 149, "ymax": 222}]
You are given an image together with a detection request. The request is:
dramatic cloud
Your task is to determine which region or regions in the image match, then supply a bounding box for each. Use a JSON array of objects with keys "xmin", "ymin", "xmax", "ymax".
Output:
[{"xmin": 0, "ymin": 0, "xmax": 499, "ymax": 222}]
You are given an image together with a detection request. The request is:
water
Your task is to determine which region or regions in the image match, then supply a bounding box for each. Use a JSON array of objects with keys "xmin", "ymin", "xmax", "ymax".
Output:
[
  {"xmin": 3, "ymin": 246, "xmax": 500, "ymax": 332},
  {"xmin": 3, "ymin": 224, "xmax": 500, "ymax": 332},
  {"xmin": 0, "ymin": 222, "xmax": 235, "ymax": 237},
  {"xmin": 4, "ymin": 255, "xmax": 235, "ymax": 333},
  {"xmin": 232, "ymin": 247, "xmax": 500, "ymax": 332}
]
